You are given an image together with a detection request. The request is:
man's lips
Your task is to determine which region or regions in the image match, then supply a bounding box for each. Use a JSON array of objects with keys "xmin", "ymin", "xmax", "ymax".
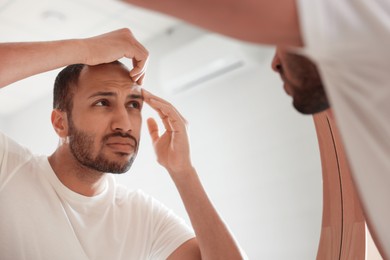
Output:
[
  {"xmin": 107, "ymin": 144, "xmax": 133, "ymax": 154},
  {"xmin": 105, "ymin": 137, "xmax": 136, "ymax": 154},
  {"xmin": 106, "ymin": 143, "xmax": 134, "ymax": 154}
]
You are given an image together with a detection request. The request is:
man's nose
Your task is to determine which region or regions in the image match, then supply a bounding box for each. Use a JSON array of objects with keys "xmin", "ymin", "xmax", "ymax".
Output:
[
  {"xmin": 111, "ymin": 107, "xmax": 132, "ymax": 133},
  {"xmin": 271, "ymin": 53, "xmax": 282, "ymax": 73}
]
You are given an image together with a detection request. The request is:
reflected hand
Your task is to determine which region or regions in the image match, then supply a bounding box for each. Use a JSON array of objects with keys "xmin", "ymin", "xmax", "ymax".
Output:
[{"xmin": 83, "ymin": 28, "xmax": 148, "ymax": 84}]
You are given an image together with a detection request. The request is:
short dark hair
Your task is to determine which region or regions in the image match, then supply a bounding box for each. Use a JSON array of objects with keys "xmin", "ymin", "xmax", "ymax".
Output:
[
  {"xmin": 53, "ymin": 64, "xmax": 85, "ymax": 112},
  {"xmin": 53, "ymin": 61, "xmax": 126, "ymax": 113}
]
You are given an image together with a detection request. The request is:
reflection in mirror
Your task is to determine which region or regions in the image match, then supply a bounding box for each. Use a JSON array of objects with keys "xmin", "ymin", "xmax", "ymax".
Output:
[{"xmin": 0, "ymin": 3, "xmax": 324, "ymax": 259}]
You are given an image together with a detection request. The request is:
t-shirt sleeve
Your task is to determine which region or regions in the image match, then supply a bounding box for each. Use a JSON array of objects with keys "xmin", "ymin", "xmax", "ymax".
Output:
[
  {"xmin": 297, "ymin": 0, "xmax": 390, "ymax": 61},
  {"xmin": 0, "ymin": 131, "xmax": 33, "ymax": 189},
  {"xmin": 0, "ymin": 132, "xmax": 5, "ymax": 169},
  {"xmin": 133, "ymin": 190, "xmax": 195, "ymax": 260}
]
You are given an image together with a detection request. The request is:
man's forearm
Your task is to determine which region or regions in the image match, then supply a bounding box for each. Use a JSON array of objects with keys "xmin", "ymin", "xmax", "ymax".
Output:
[
  {"xmin": 0, "ymin": 39, "xmax": 93, "ymax": 88},
  {"xmin": 0, "ymin": 40, "xmax": 86, "ymax": 88},
  {"xmin": 122, "ymin": 0, "xmax": 303, "ymax": 46},
  {"xmin": 172, "ymin": 167, "xmax": 244, "ymax": 259},
  {"xmin": 0, "ymin": 29, "xmax": 148, "ymax": 88}
]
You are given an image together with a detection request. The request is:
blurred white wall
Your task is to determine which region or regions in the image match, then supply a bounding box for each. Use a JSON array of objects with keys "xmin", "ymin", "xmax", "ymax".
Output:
[{"xmin": 0, "ymin": 30, "xmax": 323, "ymax": 259}]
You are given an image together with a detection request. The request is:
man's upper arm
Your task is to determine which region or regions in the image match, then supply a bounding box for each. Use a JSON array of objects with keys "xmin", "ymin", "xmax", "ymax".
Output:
[
  {"xmin": 0, "ymin": 132, "xmax": 33, "ymax": 187},
  {"xmin": 167, "ymin": 238, "xmax": 201, "ymax": 260}
]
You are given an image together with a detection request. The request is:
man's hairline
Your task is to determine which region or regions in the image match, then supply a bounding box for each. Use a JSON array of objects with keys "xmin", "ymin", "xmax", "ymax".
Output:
[{"xmin": 58, "ymin": 62, "xmax": 135, "ymax": 115}]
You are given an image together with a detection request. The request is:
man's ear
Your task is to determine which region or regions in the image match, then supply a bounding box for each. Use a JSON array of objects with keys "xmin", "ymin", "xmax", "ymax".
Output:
[{"xmin": 51, "ymin": 109, "xmax": 69, "ymax": 138}]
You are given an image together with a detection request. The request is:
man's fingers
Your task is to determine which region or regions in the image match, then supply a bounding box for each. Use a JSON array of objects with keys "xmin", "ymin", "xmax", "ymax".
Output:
[
  {"xmin": 146, "ymin": 97, "xmax": 185, "ymax": 133},
  {"xmin": 130, "ymin": 55, "xmax": 147, "ymax": 75},
  {"xmin": 136, "ymin": 74, "xmax": 145, "ymax": 85},
  {"xmin": 155, "ymin": 108, "xmax": 173, "ymax": 132},
  {"xmin": 148, "ymin": 97, "xmax": 173, "ymax": 131},
  {"xmin": 128, "ymin": 43, "xmax": 148, "ymax": 74},
  {"xmin": 149, "ymin": 99, "xmax": 174, "ymax": 132},
  {"xmin": 147, "ymin": 118, "xmax": 159, "ymax": 143},
  {"xmin": 143, "ymin": 89, "xmax": 188, "ymax": 125},
  {"xmin": 143, "ymin": 89, "xmax": 170, "ymax": 105},
  {"xmin": 129, "ymin": 58, "xmax": 147, "ymax": 83}
]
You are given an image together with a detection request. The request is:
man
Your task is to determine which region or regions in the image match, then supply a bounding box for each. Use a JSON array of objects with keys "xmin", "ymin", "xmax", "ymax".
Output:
[
  {"xmin": 119, "ymin": 1, "xmax": 390, "ymax": 257},
  {"xmin": 0, "ymin": 30, "xmax": 244, "ymax": 259}
]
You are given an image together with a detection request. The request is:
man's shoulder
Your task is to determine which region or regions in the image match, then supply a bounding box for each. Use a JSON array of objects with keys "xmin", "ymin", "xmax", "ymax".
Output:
[
  {"xmin": 0, "ymin": 131, "xmax": 47, "ymax": 190},
  {"xmin": 0, "ymin": 131, "xmax": 36, "ymax": 163},
  {"xmin": 113, "ymin": 183, "xmax": 149, "ymax": 205},
  {"xmin": 112, "ymin": 183, "xmax": 167, "ymax": 213}
]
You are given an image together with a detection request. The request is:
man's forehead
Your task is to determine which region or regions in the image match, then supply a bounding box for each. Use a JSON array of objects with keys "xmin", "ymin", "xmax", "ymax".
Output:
[
  {"xmin": 86, "ymin": 87, "xmax": 143, "ymax": 101},
  {"xmin": 77, "ymin": 63, "xmax": 140, "ymax": 93},
  {"xmin": 81, "ymin": 82, "xmax": 142, "ymax": 96},
  {"xmin": 80, "ymin": 63, "xmax": 130, "ymax": 79}
]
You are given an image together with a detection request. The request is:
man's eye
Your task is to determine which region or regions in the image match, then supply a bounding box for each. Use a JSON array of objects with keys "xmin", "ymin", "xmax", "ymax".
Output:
[
  {"xmin": 95, "ymin": 100, "xmax": 110, "ymax": 106},
  {"xmin": 128, "ymin": 101, "xmax": 142, "ymax": 109}
]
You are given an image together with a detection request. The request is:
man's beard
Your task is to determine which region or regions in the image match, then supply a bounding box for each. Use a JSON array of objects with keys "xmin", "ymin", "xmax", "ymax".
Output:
[
  {"xmin": 67, "ymin": 116, "xmax": 138, "ymax": 174},
  {"xmin": 283, "ymin": 53, "xmax": 330, "ymax": 115},
  {"xmin": 290, "ymin": 81, "xmax": 330, "ymax": 115}
]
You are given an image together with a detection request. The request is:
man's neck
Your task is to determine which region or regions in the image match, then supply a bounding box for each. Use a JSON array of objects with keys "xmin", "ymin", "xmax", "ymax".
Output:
[{"xmin": 48, "ymin": 145, "xmax": 107, "ymax": 197}]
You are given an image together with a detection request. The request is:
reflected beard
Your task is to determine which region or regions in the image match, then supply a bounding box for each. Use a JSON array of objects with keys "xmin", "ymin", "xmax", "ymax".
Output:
[{"xmin": 68, "ymin": 118, "xmax": 136, "ymax": 174}]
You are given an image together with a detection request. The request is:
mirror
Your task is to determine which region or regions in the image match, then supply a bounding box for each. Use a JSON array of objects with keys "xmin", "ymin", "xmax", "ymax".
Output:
[{"xmin": 0, "ymin": 1, "xmax": 323, "ymax": 258}]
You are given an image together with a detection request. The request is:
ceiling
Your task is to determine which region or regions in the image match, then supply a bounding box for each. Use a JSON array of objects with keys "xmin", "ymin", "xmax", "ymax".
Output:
[
  {"xmin": 0, "ymin": 0, "xmax": 179, "ymax": 41},
  {"xmin": 0, "ymin": 0, "xmax": 182, "ymax": 117}
]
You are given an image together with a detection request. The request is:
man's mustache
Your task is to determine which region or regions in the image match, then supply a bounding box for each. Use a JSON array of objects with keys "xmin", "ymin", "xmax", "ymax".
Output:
[{"xmin": 102, "ymin": 132, "xmax": 138, "ymax": 150}]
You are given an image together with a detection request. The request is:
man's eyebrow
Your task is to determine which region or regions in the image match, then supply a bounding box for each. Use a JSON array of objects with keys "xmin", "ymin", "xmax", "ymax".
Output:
[
  {"xmin": 88, "ymin": 92, "xmax": 144, "ymax": 100},
  {"xmin": 129, "ymin": 94, "xmax": 144, "ymax": 101},
  {"xmin": 88, "ymin": 91, "xmax": 116, "ymax": 99}
]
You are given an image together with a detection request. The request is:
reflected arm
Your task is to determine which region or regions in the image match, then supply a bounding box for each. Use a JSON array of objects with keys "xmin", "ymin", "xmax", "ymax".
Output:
[{"xmin": 122, "ymin": 0, "xmax": 303, "ymax": 46}]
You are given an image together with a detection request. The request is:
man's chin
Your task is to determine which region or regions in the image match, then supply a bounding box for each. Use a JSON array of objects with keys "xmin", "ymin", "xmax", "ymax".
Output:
[
  {"xmin": 88, "ymin": 155, "xmax": 135, "ymax": 174},
  {"xmin": 84, "ymin": 149, "xmax": 137, "ymax": 173},
  {"xmin": 112, "ymin": 154, "xmax": 136, "ymax": 174},
  {"xmin": 103, "ymin": 162, "xmax": 132, "ymax": 174},
  {"xmin": 293, "ymin": 101, "xmax": 330, "ymax": 115}
]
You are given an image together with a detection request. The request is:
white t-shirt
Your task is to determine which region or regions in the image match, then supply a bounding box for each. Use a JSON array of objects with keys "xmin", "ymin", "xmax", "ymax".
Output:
[
  {"xmin": 297, "ymin": 0, "xmax": 390, "ymax": 257},
  {"xmin": 0, "ymin": 132, "xmax": 195, "ymax": 260}
]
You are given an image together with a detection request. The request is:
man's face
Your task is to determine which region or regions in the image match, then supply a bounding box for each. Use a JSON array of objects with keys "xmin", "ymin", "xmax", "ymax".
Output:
[
  {"xmin": 271, "ymin": 47, "xmax": 329, "ymax": 114},
  {"xmin": 66, "ymin": 63, "xmax": 143, "ymax": 173}
]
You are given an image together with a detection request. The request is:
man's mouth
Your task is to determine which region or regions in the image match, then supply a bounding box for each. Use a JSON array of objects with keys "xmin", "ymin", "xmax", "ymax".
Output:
[
  {"xmin": 105, "ymin": 136, "xmax": 137, "ymax": 154},
  {"xmin": 106, "ymin": 143, "xmax": 134, "ymax": 154}
]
